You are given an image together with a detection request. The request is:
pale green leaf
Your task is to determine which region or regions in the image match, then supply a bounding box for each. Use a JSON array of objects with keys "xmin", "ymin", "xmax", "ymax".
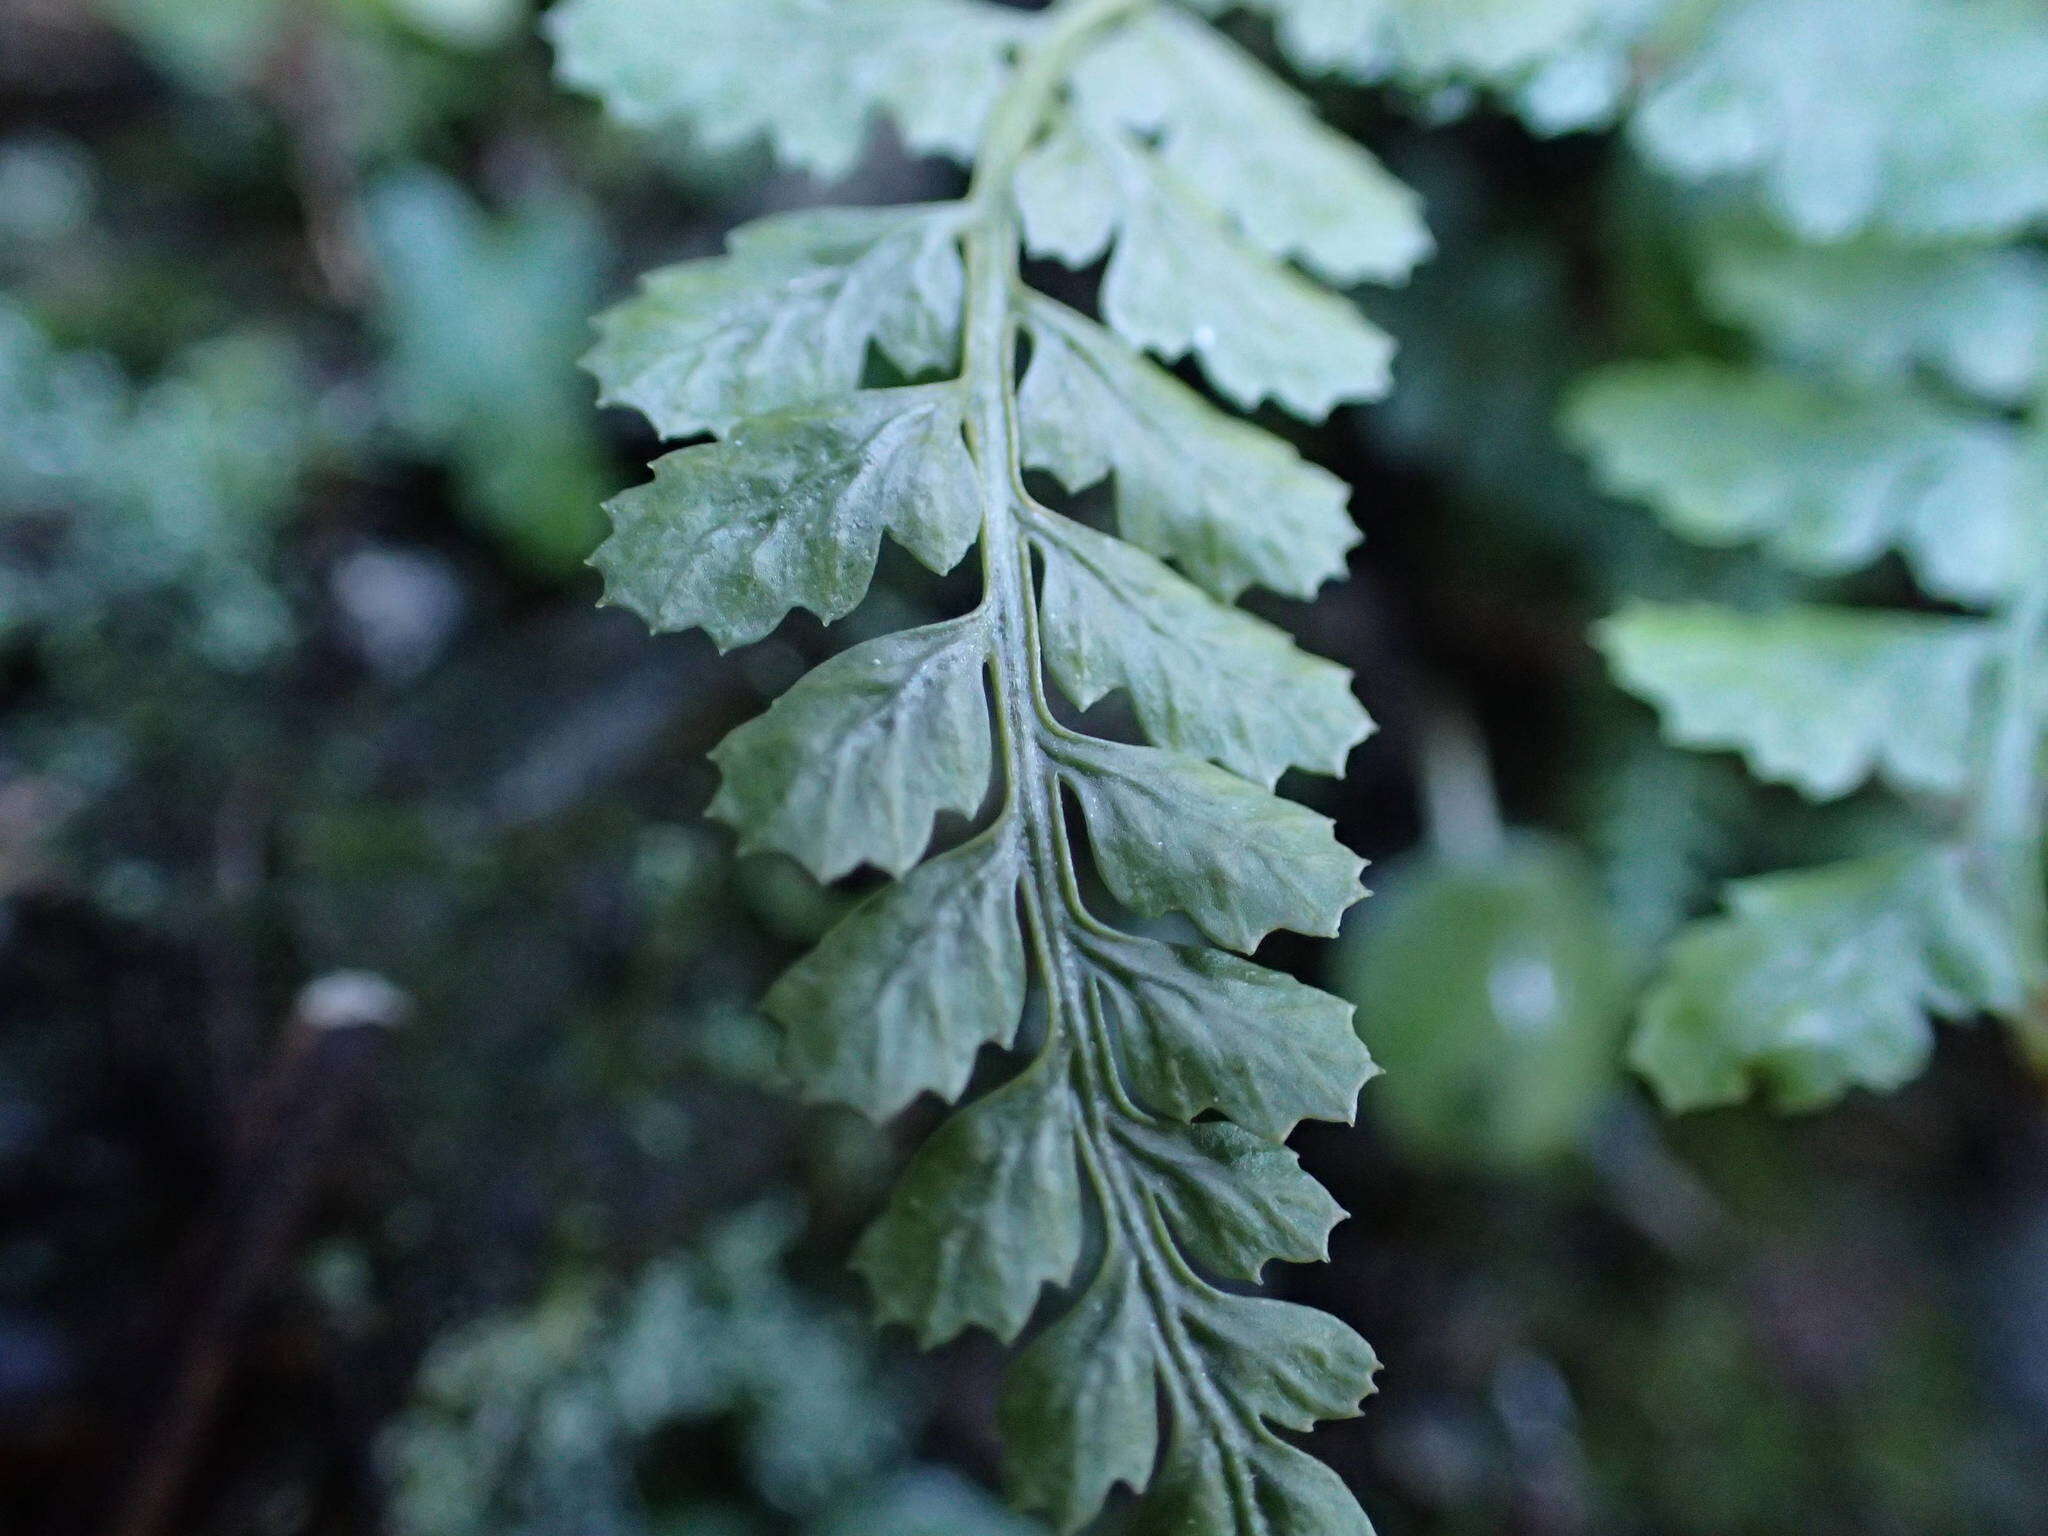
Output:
[
  {"xmin": 998, "ymin": 1248, "xmax": 1159, "ymax": 1532},
  {"xmin": 1070, "ymin": 10, "xmax": 1430, "ymax": 285},
  {"xmin": 1114, "ymin": 1118, "xmax": 1346, "ymax": 1280},
  {"xmin": 1057, "ymin": 738, "xmax": 1367, "ymax": 951},
  {"xmin": 592, "ymin": 385, "xmax": 979, "ymax": 648},
  {"xmin": 709, "ymin": 613, "xmax": 994, "ymax": 879},
  {"xmin": 1019, "ymin": 297, "xmax": 1358, "ymax": 600},
  {"xmin": 1632, "ymin": 846, "xmax": 2043, "ymax": 1112},
  {"xmin": 766, "ymin": 831, "xmax": 1026, "ymax": 1118},
  {"xmin": 546, "ymin": 0, "xmax": 1030, "ymax": 177},
  {"xmin": 587, "ymin": 204, "xmax": 966, "ymax": 439},
  {"xmin": 1214, "ymin": 0, "xmax": 1610, "ymax": 82},
  {"xmin": 1030, "ymin": 512, "xmax": 1371, "ymax": 786},
  {"xmin": 1635, "ymin": 0, "xmax": 2048, "ymax": 241},
  {"xmin": 1079, "ymin": 927, "xmax": 1375, "ymax": 1139},
  {"xmin": 855, "ymin": 1062, "xmax": 1085, "ymax": 1345},
  {"xmin": 1598, "ymin": 603, "xmax": 1996, "ymax": 799},
  {"xmin": 1013, "ymin": 118, "xmax": 1121, "ymax": 267},
  {"xmin": 1021, "ymin": 119, "xmax": 1394, "ymax": 418},
  {"xmin": 1567, "ymin": 358, "xmax": 2029, "ymax": 606},
  {"xmin": 1694, "ymin": 216, "xmax": 2048, "ymax": 405}
]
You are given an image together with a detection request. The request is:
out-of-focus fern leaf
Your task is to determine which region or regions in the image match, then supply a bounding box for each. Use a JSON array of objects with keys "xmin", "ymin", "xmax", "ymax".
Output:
[
  {"xmin": 1693, "ymin": 215, "xmax": 2048, "ymax": 405},
  {"xmin": 1599, "ymin": 604, "xmax": 1996, "ymax": 800},
  {"xmin": 1567, "ymin": 358, "xmax": 2028, "ymax": 606},
  {"xmin": 1576, "ymin": 35, "xmax": 2048, "ymax": 1114},
  {"xmin": 1634, "ymin": 0, "xmax": 2048, "ymax": 241},
  {"xmin": 386, "ymin": 1201, "xmax": 1034, "ymax": 1536},
  {"xmin": 551, "ymin": 0, "xmax": 1411, "ymax": 1528},
  {"xmin": 366, "ymin": 169, "xmax": 609, "ymax": 574},
  {"xmin": 1632, "ymin": 847, "xmax": 2040, "ymax": 1111},
  {"xmin": 1203, "ymin": 0, "xmax": 1611, "ymax": 82},
  {"xmin": 0, "ymin": 301, "xmax": 313, "ymax": 666}
]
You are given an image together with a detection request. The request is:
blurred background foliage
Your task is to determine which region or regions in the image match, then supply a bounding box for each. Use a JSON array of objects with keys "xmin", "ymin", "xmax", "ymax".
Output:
[{"xmin": 3, "ymin": 1, "xmax": 2047, "ymax": 1534}]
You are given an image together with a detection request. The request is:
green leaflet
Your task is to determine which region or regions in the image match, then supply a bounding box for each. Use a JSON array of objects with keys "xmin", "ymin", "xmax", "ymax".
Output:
[
  {"xmin": 1000, "ymin": 1248, "xmax": 1379, "ymax": 1536},
  {"xmin": 999, "ymin": 1247, "xmax": 1158, "ymax": 1527},
  {"xmin": 1080, "ymin": 927, "xmax": 1376, "ymax": 1140},
  {"xmin": 767, "ymin": 831, "xmax": 1027, "ymax": 1118},
  {"xmin": 1693, "ymin": 216, "xmax": 2048, "ymax": 406},
  {"xmin": 587, "ymin": 205, "xmax": 967, "ymax": 439},
  {"xmin": 592, "ymin": 385, "xmax": 980, "ymax": 647},
  {"xmin": 1634, "ymin": 0, "xmax": 2048, "ymax": 242},
  {"xmin": 1030, "ymin": 511, "xmax": 1372, "ymax": 785},
  {"xmin": 1138, "ymin": 1432, "xmax": 1376, "ymax": 1536},
  {"xmin": 1633, "ymin": 847, "xmax": 2041, "ymax": 1111},
  {"xmin": 854, "ymin": 1063, "xmax": 1085, "ymax": 1344},
  {"xmin": 1055, "ymin": 734, "xmax": 1367, "ymax": 951},
  {"xmin": 1002, "ymin": 1251, "xmax": 1379, "ymax": 1535},
  {"xmin": 1567, "ymin": 358, "xmax": 2028, "ymax": 606},
  {"xmin": 1017, "ymin": 115, "xmax": 1395, "ymax": 416},
  {"xmin": 1018, "ymin": 297, "xmax": 1358, "ymax": 601},
  {"xmin": 547, "ymin": 0, "xmax": 1031, "ymax": 176},
  {"xmin": 1598, "ymin": 603, "xmax": 1996, "ymax": 801},
  {"xmin": 559, "ymin": 0, "xmax": 1404, "ymax": 1529},
  {"xmin": 1113, "ymin": 1117, "xmax": 1346, "ymax": 1281},
  {"xmin": 1069, "ymin": 10, "xmax": 1431, "ymax": 285},
  {"xmin": 709, "ymin": 613, "xmax": 994, "ymax": 878}
]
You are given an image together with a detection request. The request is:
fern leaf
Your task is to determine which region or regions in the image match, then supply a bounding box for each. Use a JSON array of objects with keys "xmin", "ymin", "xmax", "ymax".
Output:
[
  {"xmin": 1633, "ymin": 847, "xmax": 2039, "ymax": 1111},
  {"xmin": 1203, "ymin": 0, "xmax": 1614, "ymax": 83},
  {"xmin": 1598, "ymin": 603, "xmax": 1996, "ymax": 801},
  {"xmin": 546, "ymin": 0, "xmax": 1030, "ymax": 175},
  {"xmin": 586, "ymin": 206, "xmax": 969, "ymax": 440},
  {"xmin": 1634, "ymin": 0, "xmax": 2048, "ymax": 241},
  {"xmin": 1017, "ymin": 296, "xmax": 1359, "ymax": 600},
  {"xmin": 1567, "ymin": 357, "xmax": 2028, "ymax": 606},
  {"xmin": 1692, "ymin": 215, "xmax": 2048, "ymax": 405},
  {"xmin": 554, "ymin": 0, "xmax": 1416, "ymax": 1528},
  {"xmin": 1067, "ymin": 10, "xmax": 1430, "ymax": 284},
  {"xmin": 1031, "ymin": 513, "xmax": 1372, "ymax": 785}
]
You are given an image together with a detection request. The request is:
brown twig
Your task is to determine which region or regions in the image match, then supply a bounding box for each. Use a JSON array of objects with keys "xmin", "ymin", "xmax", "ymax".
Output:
[{"xmin": 100, "ymin": 973, "xmax": 407, "ymax": 1536}]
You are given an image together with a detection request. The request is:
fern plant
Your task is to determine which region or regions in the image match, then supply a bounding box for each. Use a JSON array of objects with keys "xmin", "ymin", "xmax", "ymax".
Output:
[
  {"xmin": 1565, "ymin": 0, "xmax": 2048, "ymax": 1112},
  {"xmin": 547, "ymin": 0, "xmax": 1435, "ymax": 1529}
]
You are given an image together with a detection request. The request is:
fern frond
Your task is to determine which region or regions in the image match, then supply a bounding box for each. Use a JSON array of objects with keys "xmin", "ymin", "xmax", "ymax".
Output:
[
  {"xmin": 550, "ymin": 0, "xmax": 1427, "ymax": 1528},
  {"xmin": 1572, "ymin": 6, "xmax": 2048, "ymax": 1106}
]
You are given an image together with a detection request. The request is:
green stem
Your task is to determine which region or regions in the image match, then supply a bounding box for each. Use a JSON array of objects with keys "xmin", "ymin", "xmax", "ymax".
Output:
[
  {"xmin": 959, "ymin": 5, "xmax": 1270, "ymax": 1523},
  {"xmin": 1974, "ymin": 576, "xmax": 2048, "ymax": 852}
]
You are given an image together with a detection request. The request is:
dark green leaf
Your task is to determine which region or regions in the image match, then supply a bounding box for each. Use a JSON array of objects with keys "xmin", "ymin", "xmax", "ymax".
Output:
[
  {"xmin": 710, "ymin": 614, "xmax": 993, "ymax": 879},
  {"xmin": 592, "ymin": 385, "xmax": 979, "ymax": 647},
  {"xmin": 1031, "ymin": 512, "xmax": 1370, "ymax": 785},
  {"xmin": 1080, "ymin": 927, "xmax": 1374, "ymax": 1139},
  {"xmin": 1019, "ymin": 297, "xmax": 1358, "ymax": 600},
  {"xmin": 1057, "ymin": 737, "xmax": 1367, "ymax": 951},
  {"xmin": 768, "ymin": 831, "xmax": 1026, "ymax": 1118}
]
